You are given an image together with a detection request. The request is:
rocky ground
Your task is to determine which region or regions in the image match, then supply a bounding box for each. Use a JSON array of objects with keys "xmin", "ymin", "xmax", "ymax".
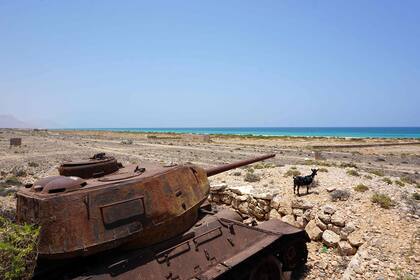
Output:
[{"xmin": 0, "ymin": 129, "xmax": 419, "ymax": 279}]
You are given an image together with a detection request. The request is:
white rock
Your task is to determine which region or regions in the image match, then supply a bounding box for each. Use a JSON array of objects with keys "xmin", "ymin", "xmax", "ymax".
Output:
[
  {"xmin": 229, "ymin": 185, "xmax": 254, "ymax": 195},
  {"xmin": 211, "ymin": 183, "xmax": 227, "ymax": 192},
  {"xmin": 269, "ymin": 209, "xmax": 282, "ymax": 220},
  {"xmin": 348, "ymin": 231, "xmax": 364, "ymax": 247},
  {"xmin": 292, "ymin": 198, "xmax": 314, "ymax": 210},
  {"xmin": 305, "ymin": 219, "xmax": 323, "ymax": 241},
  {"xmin": 338, "ymin": 241, "xmax": 357, "ymax": 256},
  {"xmin": 331, "ymin": 212, "xmax": 346, "ymax": 227},
  {"xmin": 281, "ymin": 214, "xmax": 296, "ymax": 226},
  {"xmin": 270, "ymin": 194, "xmax": 282, "ymax": 210},
  {"xmin": 322, "ymin": 230, "xmax": 340, "ymax": 247},
  {"xmin": 315, "ymin": 217, "xmax": 327, "ymax": 231},
  {"xmin": 326, "ymin": 186, "xmax": 336, "ymax": 192},
  {"xmin": 292, "ymin": 208, "xmax": 304, "ymax": 217},
  {"xmin": 296, "ymin": 216, "xmax": 307, "ymax": 228},
  {"xmin": 318, "ymin": 212, "xmax": 331, "ymax": 224},
  {"xmin": 238, "ymin": 202, "xmax": 249, "ymax": 214}
]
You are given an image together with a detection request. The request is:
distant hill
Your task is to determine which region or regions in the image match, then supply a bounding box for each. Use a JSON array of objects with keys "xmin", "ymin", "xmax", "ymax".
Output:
[{"xmin": 0, "ymin": 114, "xmax": 34, "ymax": 128}]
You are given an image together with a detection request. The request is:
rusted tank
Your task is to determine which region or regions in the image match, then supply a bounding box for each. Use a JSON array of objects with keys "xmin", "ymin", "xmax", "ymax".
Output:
[{"xmin": 17, "ymin": 153, "xmax": 309, "ymax": 279}]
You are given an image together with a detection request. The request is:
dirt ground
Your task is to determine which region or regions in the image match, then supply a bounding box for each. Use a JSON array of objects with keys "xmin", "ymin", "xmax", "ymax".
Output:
[{"xmin": 0, "ymin": 129, "xmax": 419, "ymax": 279}]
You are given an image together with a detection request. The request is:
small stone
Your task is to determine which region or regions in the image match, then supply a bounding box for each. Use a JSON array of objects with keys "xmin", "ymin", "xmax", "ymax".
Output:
[
  {"xmin": 229, "ymin": 185, "xmax": 254, "ymax": 195},
  {"xmin": 342, "ymin": 222, "xmax": 356, "ymax": 235},
  {"xmin": 326, "ymin": 186, "xmax": 336, "ymax": 192},
  {"xmin": 322, "ymin": 204, "xmax": 336, "ymax": 215},
  {"xmin": 292, "ymin": 208, "xmax": 304, "ymax": 217},
  {"xmin": 322, "ymin": 230, "xmax": 340, "ymax": 247},
  {"xmin": 221, "ymin": 194, "xmax": 232, "ymax": 205},
  {"xmin": 269, "ymin": 209, "xmax": 282, "ymax": 220},
  {"xmin": 238, "ymin": 202, "xmax": 249, "ymax": 214},
  {"xmin": 211, "ymin": 183, "xmax": 227, "ymax": 192},
  {"xmin": 305, "ymin": 219, "xmax": 323, "ymax": 241},
  {"xmin": 303, "ymin": 209, "xmax": 315, "ymax": 221},
  {"xmin": 296, "ymin": 216, "xmax": 307, "ymax": 228},
  {"xmin": 338, "ymin": 241, "xmax": 357, "ymax": 256},
  {"xmin": 331, "ymin": 212, "xmax": 346, "ymax": 227},
  {"xmin": 253, "ymin": 192, "xmax": 273, "ymax": 200},
  {"xmin": 281, "ymin": 214, "xmax": 296, "ymax": 226},
  {"xmin": 292, "ymin": 198, "xmax": 314, "ymax": 210},
  {"xmin": 318, "ymin": 212, "xmax": 331, "ymax": 224},
  {"xmin": 315, "ymin": 217, "xmax": 327, "ymax": 231},
  {"xmin": 348, "ymin": 231, "xmax": 364, "ymax": 247},
  {"xmin": 270, "ymin": 194, "xmax": 282, "ymax": 209}
]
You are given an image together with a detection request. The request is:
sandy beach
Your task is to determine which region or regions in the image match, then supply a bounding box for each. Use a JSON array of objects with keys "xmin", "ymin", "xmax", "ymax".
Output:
[{"xmin": 0, "ymin": 129, "xmax": 419, "ymax": 279}]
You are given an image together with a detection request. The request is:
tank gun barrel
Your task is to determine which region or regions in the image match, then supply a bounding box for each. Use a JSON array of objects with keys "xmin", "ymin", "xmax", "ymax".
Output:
[{"xmin": 206, "ymin": 153, "xmax": 275, "ymax": 177}]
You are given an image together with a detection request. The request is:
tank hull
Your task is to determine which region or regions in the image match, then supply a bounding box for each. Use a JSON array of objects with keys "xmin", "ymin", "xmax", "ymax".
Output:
[{"xmin": 34, "ymin": 207, "xmax": 309, "ymax": 280}]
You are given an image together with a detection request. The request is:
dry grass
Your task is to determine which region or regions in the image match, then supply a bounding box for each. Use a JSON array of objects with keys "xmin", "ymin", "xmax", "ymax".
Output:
[{"xmin": 371, "ymin": 193, "xmax": 394, "ymax": 209}]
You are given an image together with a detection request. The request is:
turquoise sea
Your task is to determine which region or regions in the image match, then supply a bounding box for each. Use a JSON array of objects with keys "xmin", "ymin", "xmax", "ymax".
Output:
[{"xmin": 71, "ymin": 127, "xmax": 420, "ymax": 139}]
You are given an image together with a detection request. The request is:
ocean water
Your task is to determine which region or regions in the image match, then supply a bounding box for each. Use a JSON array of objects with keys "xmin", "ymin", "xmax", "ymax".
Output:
[{"xmin": 73, "ymin": 127, "xmax": 420, "ymax": 139}]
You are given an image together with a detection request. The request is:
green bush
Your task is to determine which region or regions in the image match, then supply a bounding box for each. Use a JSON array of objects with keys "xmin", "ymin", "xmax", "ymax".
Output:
[
  {"xmin": 400, "ymin": 176, "xmax": 416, "ymax": 185},
  {"xmin": 370, "ymin": 170, "xmax": 384, "ymax": 177},
  {"xmin": 0, "ymin": 217, "xmax": 39, "ymax": 280},
  {"xmin": 346, "ymin": 169, "xmax": 360, "ymax": 177},
  {"xmin": 284, "ymin": 169, "xmax": 301, "ymax": 177},
  {"xmin": 354, "ymin": 184, "xmax": 369, "ymax": 192},
  {"xmin": 412, "ymin": 193, "xmax": 420, "ymax": 201},
  {"xmin": 382, "ymin": 177, "xmax": 392, "ymax": 185},
  {"xmin": 394, "ymin": 180, "xmax": 405, "ymax": 187},
  {"xmin": 340, "ymin": 162, "xmax": 358, "ymax": 169},
  {"xmin": 371, "ymin": 193, "xmax": 394, "ymax": 209},
  {"xmin": 244, "ymin": 172, "xmax": 260, "ymax": 182}
]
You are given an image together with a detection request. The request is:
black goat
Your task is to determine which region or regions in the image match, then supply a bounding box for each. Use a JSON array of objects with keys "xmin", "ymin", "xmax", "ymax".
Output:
[{"xmin": 293, "ymin": 169, "xmax": 318, "ymax": 196}]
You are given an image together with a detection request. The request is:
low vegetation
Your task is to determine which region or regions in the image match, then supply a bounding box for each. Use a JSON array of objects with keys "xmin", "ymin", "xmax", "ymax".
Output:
[
  {"xmin": 253, "ymin": 163, "xmax": 275, "ymax": 169},
  {"xmin": 340, "ymin": 162, "xmax": 358, "ymax": 169},
  {"xmin": 284, "ymin": 169, "xmax": 301, "ymax": 177},
  {"xmin": 382, "ymin": 177, "xmax": 392, "ymax": 185},
  {"xmin": 364, "ymin": 175, "xmax": 373, "ymax": 180},
  {"xmin": 27, "ymin": 162, "xmax": 39, "ymax": 168},
  {"xmin": 346, "ymin": 169, "xmax": 360, "ymax": 177},
  {"xmin": 400, "ymin": 176, "xmax": 416, "ymax": 185},
  {"xmin": 244, "ymin": 172, "xmax": 260, "ymax": 182},
  {"xmin": 370, "ymin": 170, "xmax": 384, "ymax": 177},
  {"xmin": 354, "ymin": 184, "xmax": 369, "ymax": 192},
  {"xmin": 0, "ymin": 217, "xmax": 40, "ymax": 280},
  {"xmin": 303, "ymin": 160, "xmax": 335, "ymax": 167},
  {"xmin": 318, "ymin": 167, "xmax": 328, "ymax": 172},
  {"xmin": 413, "ymin": 192, "xmax": 420, "ymax": 201},
  {"xmin": 394, "ymin": 180, "xmax": 405, "ymax": 187},
  {"xmin": 330, "ymin": 189, "xmax": 351, "ymax": 201},
  {"xmin": 371, "ymin": 193, "xmax": 394, "ymax": 209}
]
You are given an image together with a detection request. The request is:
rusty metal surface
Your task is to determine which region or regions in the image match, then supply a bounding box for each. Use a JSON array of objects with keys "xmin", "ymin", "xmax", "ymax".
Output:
[
  {"xmin": 59, "ymin": 154, "xmax": 119, "ymax": 179},
  {"xmin": 9, "ymin": 137, "xmax": 22, "ymax": 146},
  {"xmin": 34, "ymin": 208, "xmax": 308, "ymax": 280},
  {"xmin": 17, "ymin": 163, "xmax": 210, "ymax": 259},
  {"xmin": 206, "ymin": 154, "xmax": 275, "ymax": 177}
]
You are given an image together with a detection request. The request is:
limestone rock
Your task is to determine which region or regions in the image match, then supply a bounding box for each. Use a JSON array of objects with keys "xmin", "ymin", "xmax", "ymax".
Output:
[
  {"xmin": 221, "ymin": 194, "xmax": 232, "ymax": 205},
  {"xmin": 211, "ymin": 183, "xmax": 227, "ymax": 192},
  {"xmin": 238, "ymin": 202, "xmax": 249, "ymax": 214},
  {"xmin": 348, "ymin": 231, "xmax": 364, "ymax": 247},
  {"xmin": 269, "ymin": 209, "xmax": 282, "ymax": 220},
  {"xmin": 296, "ymin": 216, "xmax": 307, "ymax": 228},
  {"xmin": 229, "ymin": 185, "xmax": 254, "ymax": 195},
  {"xmin": 270, "ymin": 194, "xmax": 282, "ymax": 210},
  {"xmin": 303, "ymin": 209, "xmax": 315, "ymax": 221},
  {"xmin": 322, "ymin": 230, "xmax": 340, "ymax": 247},
  {"xmin": 342, "ymin": 222, "xmax": 356, "ymax": 235},
  {"xmin": 315, "ymin": 216, "xmax": 327, "ymax": 231},
  {"xmin": 322, "ymin": 204, "xmax": 336, "ymax": 215},
  {"xmin": 318, "ymin": 212, "xmax": 331, "ymax": 224},
  {"xmin": 292, "ymin": 208, "xmax": 304, "ymax": 217},
  {"xmin": 326, "ymin": 186, "xmax": 336, "ymax": 192},
  {"xmin": 331, "ymin": 212, "xmax": 346, "ymax": 227},
  {"xmin": 305, "ymin": 219, "xmax": 323, "ymax": 241},
  {"xmin": 292, "ymin": 198, "xmax": 314, "ymax": 210},
  {"xmin": 281, "ymin": 214, "xmax": 296, "ymax": 226},
  {"xmin": 338, "ymin": 241, "xmax": 357, "ymax": 256}
]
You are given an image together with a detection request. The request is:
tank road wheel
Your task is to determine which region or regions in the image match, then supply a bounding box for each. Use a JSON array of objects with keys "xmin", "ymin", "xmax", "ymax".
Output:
[
  {"xmin": 278, "ymin": 239, "xmax": 308, "ymax": 272},
  {"xmin": 249, "ymin": 255, "xmax": 284, "ymax": 280}
]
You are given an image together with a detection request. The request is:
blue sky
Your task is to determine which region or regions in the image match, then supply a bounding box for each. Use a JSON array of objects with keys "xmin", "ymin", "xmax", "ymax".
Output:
[{"xmin": 1, "ymin": 1, "xmax": 419, "ymax": 127}]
